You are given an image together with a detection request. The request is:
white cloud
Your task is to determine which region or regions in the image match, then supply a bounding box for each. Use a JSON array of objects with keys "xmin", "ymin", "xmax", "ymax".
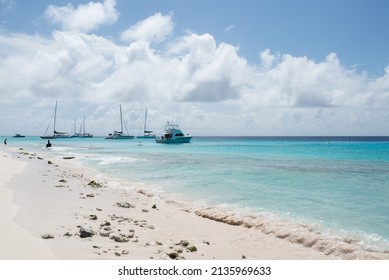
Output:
[
  {"xmin": 224, "ymin": 24, "xmax": 234, "ymax": 32},
  {"xmin": 44, "ymin": 0, "xmax": 118, "ymax": 33},
  {"xmin": 170, "ymin": 34, "xmax": 249, "ymax": 102},
  {"xmin": 260, "ymin": 49, "xmax": 277, "ymax": 69},
  {"xmin": 1, "ymin": 11, "xmax": 389, "ymax": 136},
  {"xmin": 120, "ymin": 12, "xmax": 173, "ymax": 43},
  {"xmin": 241, "ymin": 51, "xmax": 374, "ymax": 110}
]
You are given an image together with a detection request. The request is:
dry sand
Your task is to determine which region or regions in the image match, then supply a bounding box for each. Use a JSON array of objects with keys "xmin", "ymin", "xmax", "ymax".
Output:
[
  {"xmin": 0, "ymin": 146, "xmax": 357, "ymax": 260},
  {"xmin": 0, "ymin": 150, "xmax": 56, "ymax": 259}
]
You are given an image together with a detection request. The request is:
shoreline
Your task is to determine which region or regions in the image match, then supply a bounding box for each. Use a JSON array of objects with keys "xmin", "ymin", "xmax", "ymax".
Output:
[
  {"xmin": 0, "ymin": 149, "xmax": 57, "ymax": 259},
  {"xmin": 1, "ymin": 146, "xmax": 388, "ymax": 260}
]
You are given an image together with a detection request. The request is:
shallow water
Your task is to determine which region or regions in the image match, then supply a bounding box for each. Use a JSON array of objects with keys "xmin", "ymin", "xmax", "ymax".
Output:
[{"xmin": 8, "ymin": 136, "xmax": 389, "ymax": 257}]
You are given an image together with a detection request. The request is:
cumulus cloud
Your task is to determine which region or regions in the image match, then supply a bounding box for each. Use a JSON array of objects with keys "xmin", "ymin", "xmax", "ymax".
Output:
[
  {"xmin": 170, "ymin": 34, "xmax": 248, "ymax": 102},
  {"xmin": 241, "ymin": 51, "xmax": 374, "ymax": 110},
  {"xmin": 44, "ymin": 0, "xmax": 118, "ymax": 33},
  {"xmin": 260, "ymin": 49, "xmax": 277, "ymax": 69},
  {"xmin": 1, "ymin": 29, "xmax": 388, "ymax": 111},
  {"xmin": 1, "ymin": 9, "xmax": 389, "ymax": 135},
  {"xmin": 120, "ymin": 12, "xmax": 173, "ymax": 43}
]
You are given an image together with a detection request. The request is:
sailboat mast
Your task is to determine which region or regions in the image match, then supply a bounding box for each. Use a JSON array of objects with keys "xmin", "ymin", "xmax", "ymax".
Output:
[
  {"xmin": 120, "ymin": 105, "xmax": 123, "ymax": 133},
  {"xmin": 54, "ymin": 101, "xmax": 57, "ymax": 133},
  {"xmin": 144, "ymin": 109, "xmax": 148, "ymax": 135}
]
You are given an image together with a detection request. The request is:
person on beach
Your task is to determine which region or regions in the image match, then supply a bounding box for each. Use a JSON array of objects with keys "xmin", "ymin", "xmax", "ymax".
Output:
[
  {"xmin": 46, "ymin": 140, "xmax": 52, "ymax": 148},
  {"xmin": 3, "ymin": 139, "xmax": 7, "ymax": 145}
]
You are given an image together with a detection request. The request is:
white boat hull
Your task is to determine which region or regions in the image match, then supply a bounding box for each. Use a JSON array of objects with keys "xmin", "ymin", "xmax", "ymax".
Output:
[
  {"xmin": 155, "ymin": 136, "xmax": 192, "ymax": 144},
  {"xmin": 137, "ymin": 135, "xmax": 156, "ymax": 139},
  {"xmin": 106, "ymin": 135, "xmax": 134, "ymax": 139}
]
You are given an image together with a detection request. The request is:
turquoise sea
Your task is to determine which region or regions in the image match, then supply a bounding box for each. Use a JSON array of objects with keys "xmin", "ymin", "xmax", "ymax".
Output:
[{"xmin": 5, "ymin": 136, "xmax": 389, "ymax": 257}]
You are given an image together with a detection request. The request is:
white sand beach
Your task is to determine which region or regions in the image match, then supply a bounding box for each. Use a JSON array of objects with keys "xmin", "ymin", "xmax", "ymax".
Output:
[
  {"xmin": 1, "ymin": 146, "xmax": 385, "ymax": 260},
  {"xmin": 0, "ymin": 150, "xmax": 56, "ymax": 259}
]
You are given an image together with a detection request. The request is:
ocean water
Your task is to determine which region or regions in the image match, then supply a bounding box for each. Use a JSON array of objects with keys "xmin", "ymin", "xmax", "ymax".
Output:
[{"xmin": 6, "ymin": 136, "xmax": 389, "ymax": 257}]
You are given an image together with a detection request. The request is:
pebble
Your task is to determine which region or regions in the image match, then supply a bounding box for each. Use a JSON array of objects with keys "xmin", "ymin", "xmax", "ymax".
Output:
[
  {"xmin": 187, "ymin": 245, "xmax": 197, "ymax": 252},
  {"xmin": 167, "ymin": 252, "xmax": 179, "ymax": 259},
  {"xmin": 41, "ymin": 233, "xmax": 54, "ymax": 239},
  {"xmin": 115, "ymin": 202, "xmax": 135, "ymax": 208},
  {"xmin": 79, "ymin": 228, "xmax": 95, "ymax": 238}
]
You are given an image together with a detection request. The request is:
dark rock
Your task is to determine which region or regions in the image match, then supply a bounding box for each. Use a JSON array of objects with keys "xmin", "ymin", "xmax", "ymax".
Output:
[
  {"xmin": 100, "ymin": 221, "xmax": 111, "ymax": 227},
  {"xmin": 41, "ymin": 233, "xmax": 54, "ymax": 239},
  {"xmin": 152, "ymin": 204, "xmax": 157, "ymax": 209},
  {"xmin": 115, "ymin": 202, "xmax": 135, "ymax": 208},
  {"xmin": 179, "ymin": 240, "xmax": 190, "ymax": 247},
  {"xmin": 88, "ymin": 180, "xmax": 103, "ymax": 188},
  {"xmin": 89, "ymin": 214, "xmax": 98, "ymax": 220},
  {"xmin": 167, "ymin": 252, "xmax": 179, "ymax": 259},
  {"xmin": 63, "ymin": 156, "xmax": 75, "ymax": 160},
  {"xmin": 79, "ymin": 228, "xmax": 95, "ymax": 238},
  {"xmin": 110, "ymin": 235, "xmax": 129, "ymax": 243},
  {"xmin": 187, "ymin": 245, "xmax": 197, "ymax": 252}
]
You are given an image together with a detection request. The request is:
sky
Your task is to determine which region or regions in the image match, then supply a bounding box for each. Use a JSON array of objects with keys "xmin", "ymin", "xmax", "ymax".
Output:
[{"xmin": 1, "ymin": 0, "xmax": 389, "ymax": 136}]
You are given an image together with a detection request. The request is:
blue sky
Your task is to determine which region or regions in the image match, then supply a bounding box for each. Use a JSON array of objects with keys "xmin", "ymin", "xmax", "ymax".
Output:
[{"xmin": 1, "ymin": 0, "xmax": 389, "ymax": 136}]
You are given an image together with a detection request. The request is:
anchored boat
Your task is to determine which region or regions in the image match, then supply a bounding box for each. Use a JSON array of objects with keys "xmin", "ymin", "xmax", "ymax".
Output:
[
  {"xmin": 137, "ymin": 109, "xmax": 155, "ymax": 139},
  {"xmin": 105, "ymin": 105, "xmax": 134, "ymax": 139},
  {"xmin": 155, "ymin": 122, "xmax": 192, "ymax": 144},
  {"xmin": 13, "ymin": 134, "xmax": 25, "ymax": 138},
  {"xmin": 41, "ymin": 101, "xmax": 70, "ymax": 139},
  {"xmin": 71, "ymin": 117, "xmax": 93, "ymax": 138}
]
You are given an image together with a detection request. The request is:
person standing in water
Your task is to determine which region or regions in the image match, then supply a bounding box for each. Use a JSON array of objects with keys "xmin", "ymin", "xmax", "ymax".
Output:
[{"xmin": 3, "ymin": 139, "xmax": 7, "ymax": 145}]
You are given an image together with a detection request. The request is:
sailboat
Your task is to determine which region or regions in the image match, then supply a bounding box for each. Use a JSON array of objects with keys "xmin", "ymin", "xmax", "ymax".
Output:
[
  {"xmin": 137, "ymin": 109, "xmax": 155, "ymax": 139},
  {"xmin": 105, "ymin": 105, "xmax": 134, "ymax": 139},
  {"xmin": 72, "ymin": 117, "xmax": 93, "ymax": 138},
  {"xmin": 41, "ymin": 101, "xmax": 70, "ymax": 139}
]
